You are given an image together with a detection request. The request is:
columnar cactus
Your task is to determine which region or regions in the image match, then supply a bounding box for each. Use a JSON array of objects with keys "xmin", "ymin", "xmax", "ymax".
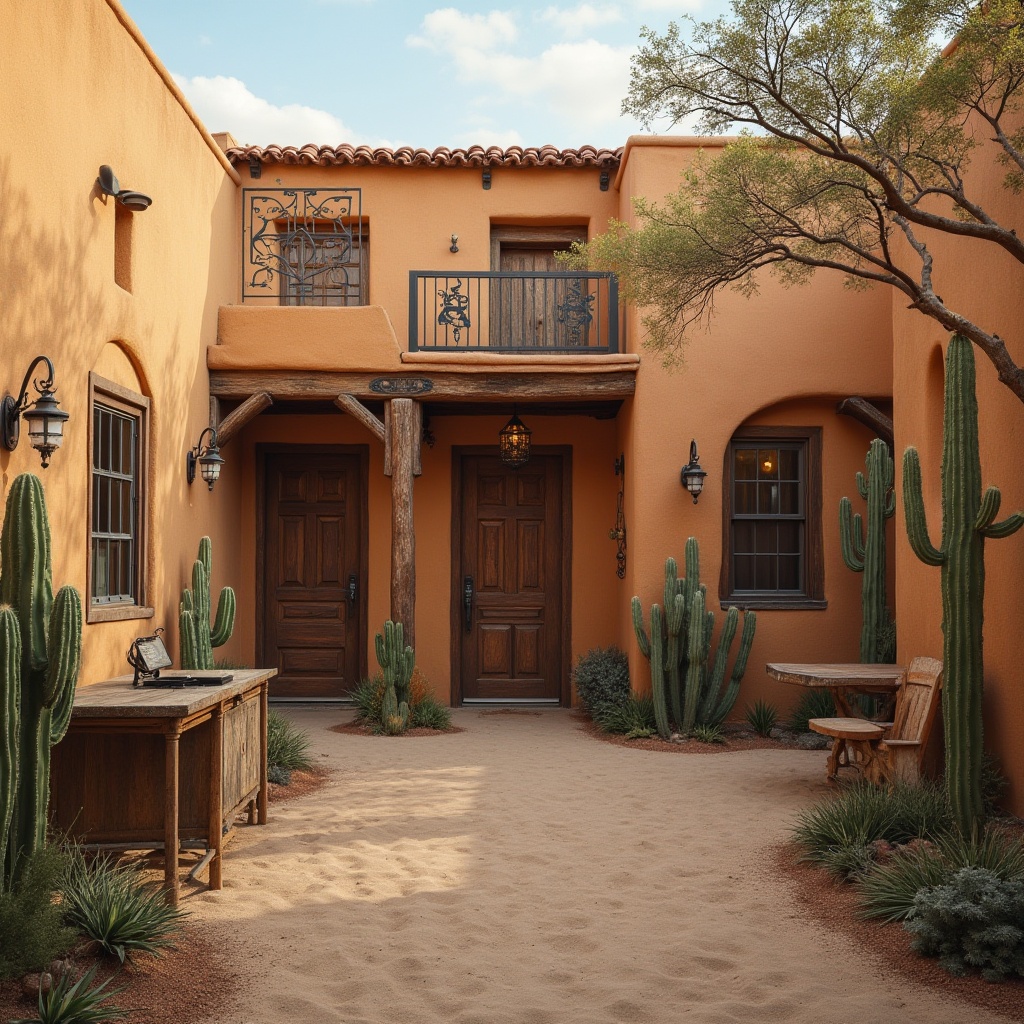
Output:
[
  {"xmin": 375, "ymin": 620, "xmax": 414, "ymax": 735},
  {"xmin": 179, "ymin": 537, "xmax": 235, "ymax": 670},
  {"xmin": 632, "ymin": 538, "xmax": 756, "ymax": 737},
  {"xmin": 0, "ymin": 474, "xmax": 82, "ymax": 887},
  {"xmin": 840, "ymin": 438, "xmax": 896, "ymax": 663},
  {"xmin": 903, "ymin": 334, "xmax": 1024, "ymax": 836}
]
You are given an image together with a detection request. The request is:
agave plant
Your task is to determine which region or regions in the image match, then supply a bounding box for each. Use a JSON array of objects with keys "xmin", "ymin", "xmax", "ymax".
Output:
[{"xmin": 11, "ymin": 964, "xmax": 127, "ymax": 1024}]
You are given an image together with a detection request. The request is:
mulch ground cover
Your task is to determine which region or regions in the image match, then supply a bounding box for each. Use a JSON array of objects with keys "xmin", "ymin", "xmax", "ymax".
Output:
[{"xmin": 329, "ymin": 721, "xmax": 464, "ymax": 737}]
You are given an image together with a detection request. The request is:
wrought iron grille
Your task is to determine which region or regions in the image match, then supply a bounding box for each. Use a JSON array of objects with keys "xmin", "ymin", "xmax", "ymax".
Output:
[
  {"xmin": 409, "ymin": 271, "xmax": 619, "ymax": 352},
  {"xmin": 242, "ymin": 188, "xmax": 365, "ymax": 305}
]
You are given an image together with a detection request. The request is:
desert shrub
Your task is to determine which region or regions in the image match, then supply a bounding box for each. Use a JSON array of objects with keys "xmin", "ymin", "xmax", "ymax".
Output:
[
  {"xmin": 354, "ymin": 670, "xmax": 451, "ymax": 731},
  {"xmin": 267, "ymin": 765, "xmax": 291, "ymax": 785},
  {"xmin": 10, "ymin": 963, "xmax": 128, "ymax": 1024},
  {"xmin": 267, "ymin": 710, "xmax": 314, "ymax": 773},
  {"xmin": 573, "ymin": 646, "xmax": 630, "ymax": 715},
  {"xmin": 906, "ymin": 868, "xmax": 1024, "ymax": 981},
  {"xmin": 411, "ymin": 695, "xmax": 452, "ymax": 730},
  {"xmin": 61, "ymin": 854, "xmax": 184, "ymax": 963},
  {"xmin": 692, "ymin": 723, "xmax": 725, "ymax": 744},
  {"xmin": 787, "ymin": 689, "xmax": 836, "ymax": 732},
  {"xmin": 0, "ymin": 845, "xmax": 77, "ymax": 980},
  {"xmin": 858, "ymin": 829, "xmax": 1024, "ymax": 922},
  {"xmin": 982, "ymin": 752, "xmax": 1009, "ymax": 817},
  {"xmin": 593, "ymin": 694, "xmax": 656, "ymax": 735},
  {"xmin": 792, "ymin": 781, "xmax": 951, "ymax": 876},
  {"xmin": 745, "ymin": 699, "xmax": 778, "ymax": 737},
  {"xmin": 820, "ymin": 842, "xmax": 877, "ymax": 879},
  {"xmin": 351, "ymin": 675, "xmax": 383, "ymax": 723}
]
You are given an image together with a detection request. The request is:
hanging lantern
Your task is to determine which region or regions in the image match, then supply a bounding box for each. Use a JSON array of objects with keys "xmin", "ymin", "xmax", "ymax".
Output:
[{"xmin": 499, "ymin": 412, "xmax": 531, "ymax": 468}]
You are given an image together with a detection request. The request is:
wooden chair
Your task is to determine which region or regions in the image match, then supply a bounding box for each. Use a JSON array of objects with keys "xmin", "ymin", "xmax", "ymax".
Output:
[{"xmin": 808, "ymin": 656, "xmax": 943, "ymax": 784}]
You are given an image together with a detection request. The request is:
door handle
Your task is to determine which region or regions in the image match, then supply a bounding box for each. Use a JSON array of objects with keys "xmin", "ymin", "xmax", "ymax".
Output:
[
  {"xmin": 347, "ymin": 573, "xmax": 358, "ymax": 605},
  {"xmin": 463, "ymin": 576, "xmax": 474, "ymax": 632}
]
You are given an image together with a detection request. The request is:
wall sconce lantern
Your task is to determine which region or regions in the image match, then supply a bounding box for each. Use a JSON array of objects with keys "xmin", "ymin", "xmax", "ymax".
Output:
[
  {"xmin": 2, "ymin": 356, "xmax": 70, "ymax": 468},
  {"xmin": 449, "ymin": 234, "xmax": 459, "ymax": 253},
  {"xmin": 96, "ymin": 165, "xmax": 153, "ymax": 212},
  {"xmin": 679, "ymin": 439, "xmax": 707, "ymax": 504},
  {"xmin": 498, "ymin": 410, "xmax": 531, "ymax": 469},
  {"xmin": 186, "ymin": 427, "xmax": 224, "ymax": 491}
]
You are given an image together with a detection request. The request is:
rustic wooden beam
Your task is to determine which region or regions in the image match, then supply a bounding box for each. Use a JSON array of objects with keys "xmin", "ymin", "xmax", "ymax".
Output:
[
  {"xmin": 334, "ymin": 393, "xmax": 385, "ymax": 442},
  {"xmin": 215, "ymin": 392, "xmax": 272, "ymax": 447},
  {"xmin": 390, "ymin": 398, "xmax": 417, "ymax": 648},
  {"xmin": 209, "ymin": 369, "xmax": 637, "ymax": 403},
  {"xmin": 836, "ymin": 397, "xmax": 894, "ymax": 447},
  {"xmin": 384, "ymin": 401, "xmax": 393, "ymax": 477}
]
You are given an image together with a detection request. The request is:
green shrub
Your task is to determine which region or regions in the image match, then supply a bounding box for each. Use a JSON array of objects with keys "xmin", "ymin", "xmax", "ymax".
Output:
[
  {"xmin": 573, "ymin": 646, "xmax": 630, "ymax": 715},
  {"xmin": 267, "ymin": 710, "xmax": 314, "ymax": 772},
  {"xmin": 982, "ymin": 752, "xmax": 1009, "ymax": 816},
  {"xmin": 593, "ymin": 694, "xmax": 656, "ymax": 735},
  {"xmin": 858, "ymin": 829, "xmax": 1024, "ymax": 922},
  {"xmin": 411, "ymin": 695, "xmax": 452, "ymax": 730},
  {"xmin": 820, "ymin": 842, "xmax": 877, "ymax": 879},
  {"xmin": 787, "ymin": 689, "xmax": 836, "ymax": 732},
  {"xmin": 792, "ymin": 781, "xmax": 951, "ymax": 876},
  {"xmin": 353, "ymin": 671, "xmax": 451, "ymax": 732},
  {"xmin": 351, "ymin": 675, "xmax": 383, "ymax": 723},
  {"xmin": 692, "ymin": 723, "xmax": 725, "ymax": 744},
  {"xmin": 267, "ymin": 765, "xmax": 291, "ymax": 786},
  {"xmin": 906, "ymin": 868, "xmax": 1024, "ymax": 981},
  {"xmin": 745, "ymin": 699, "xmax": 778, "ymax": 737},
  {"xmin": 0, "ymin": 845, "xmax": 77, "ymax": 981},
  {"xmin": 61, "ymin": 855, "xmax": 184, "ymax": 963},
  {"xmin": 10, "ymin": 963, "xmax": 128, "ymax": 1024}
]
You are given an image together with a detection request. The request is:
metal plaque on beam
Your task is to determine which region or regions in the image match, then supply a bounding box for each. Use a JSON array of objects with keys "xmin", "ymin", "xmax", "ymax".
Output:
[{"xmin": 370, "ymin": 377, "xmax": 434, "ymax": 396}]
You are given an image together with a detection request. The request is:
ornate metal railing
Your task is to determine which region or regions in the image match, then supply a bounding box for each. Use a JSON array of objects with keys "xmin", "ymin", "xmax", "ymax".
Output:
[
  {"xmin": 242, "ymin": 188, "xmax": 365, "ymax": 305},
  {"xmin": 409, "ymin": 271, "xmax": 619, "ymax": 352}
]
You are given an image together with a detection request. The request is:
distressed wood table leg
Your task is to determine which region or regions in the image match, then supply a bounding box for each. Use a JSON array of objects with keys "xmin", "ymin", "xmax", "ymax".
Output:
[
  {"xmin": 257, "ymin": 681, "xmax": 269, "ymax": 825},
  {"xmin": 164, "ymin": 726, "xmax": 181, "ymax": 907},
  {"xmin": 208, "ymin": 705, "xmax": 224, "ymax": 890}
]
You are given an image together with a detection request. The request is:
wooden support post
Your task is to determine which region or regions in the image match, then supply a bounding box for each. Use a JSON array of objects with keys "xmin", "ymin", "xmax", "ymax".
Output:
[
  {"xmin": 335, "ymin": 393, "xmax": 385, "ymax": 443},
  {"xmin": 390, "ymin": 398, "xmax": 418, "ymax": 647},
  {"xmin": 257, "ymin": 681, "xmax": 269, "ymax": 825},
  {"xmin": 216, "ymin": 391, "xmax": 273, "ymax": 447},
  {"xmin": 163, "ymin": 727, "xmax": 181, "ymax": 907},
  {"xmin": 208, "ymin": 704, "xmax": 224, "ymax": 890},
  {"xmin": 836, "ymin": 397, "xmax": 894, "ymax": 447}
]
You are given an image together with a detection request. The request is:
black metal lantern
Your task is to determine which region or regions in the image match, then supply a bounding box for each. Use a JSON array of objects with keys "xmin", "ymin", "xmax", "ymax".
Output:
[
  {"xmin": 680, "ymin": 439, "xmax": 707, "ymax": 504},
  {"xmin": 2, "ymin": 356, "xmax": 70, "ymax": 468},
  {"xmin": 186, "ymin": 426, "xmax": 225, "ymax": 491},
  {"xmin": 498, "ymin": 411, "xmax": 531, "ymax": 469}
]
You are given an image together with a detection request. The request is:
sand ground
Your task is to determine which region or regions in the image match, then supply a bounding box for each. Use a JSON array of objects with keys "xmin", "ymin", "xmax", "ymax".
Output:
[{"xmin": 185, "ymin": 708, "xmax": 1013, "ymax": 1024}]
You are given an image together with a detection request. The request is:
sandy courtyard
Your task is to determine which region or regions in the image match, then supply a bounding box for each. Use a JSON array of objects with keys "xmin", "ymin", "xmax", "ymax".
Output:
[{"xmin": 184, "ymin": 708, "xmax": 1012, "ymax": 1024}]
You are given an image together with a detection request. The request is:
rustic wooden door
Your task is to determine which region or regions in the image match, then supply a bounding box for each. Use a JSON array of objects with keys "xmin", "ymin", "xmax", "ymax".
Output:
[
  {"xmin": 458, "ymin": 454, "xmax": 565, "ymax": 702},
  {"xmin": 263, "ymin": 451, "xmax": 364, "ymax": 699},
  {"xmin": 495, "ymin": 247, "xmax": 563, "ymax": 348}
]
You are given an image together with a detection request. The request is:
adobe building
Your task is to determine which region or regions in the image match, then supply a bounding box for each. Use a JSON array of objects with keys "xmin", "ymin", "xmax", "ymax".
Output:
[{"xmin": 1, "ymin": 0, "xmax": 1020, "ymax": 812}]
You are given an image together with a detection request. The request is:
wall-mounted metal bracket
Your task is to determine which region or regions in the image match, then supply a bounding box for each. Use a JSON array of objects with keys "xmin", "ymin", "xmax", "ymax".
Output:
[
  {"xmin": 248, "ymin": 155, "xmax": 261, "ymax": 179},
  {"xmin": 609, "ymin": 453, "xmax": 626, "ymax": 579},
  {"xmin": 600, "ymin": 170, "xmax": 610, "ymax": 191},
  {"xmin": 482, "ymin": 169, "xmax": 492, "ymax": 190}
]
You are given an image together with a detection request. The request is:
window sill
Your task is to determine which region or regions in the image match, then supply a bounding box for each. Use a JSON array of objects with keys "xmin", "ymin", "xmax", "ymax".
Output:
[
  {"xmin": 87, "ymin": 604, "xmax": 155, "ymax": 624},
  {"xmin": 719, "ymin": 598, "xmax": 828, "ymax": 611}
]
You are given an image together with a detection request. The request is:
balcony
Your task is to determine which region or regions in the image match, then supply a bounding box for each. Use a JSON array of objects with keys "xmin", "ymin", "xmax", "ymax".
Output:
[{"xmin": 409, "ymin": 271, "xmax": 619, "ymax": 353}]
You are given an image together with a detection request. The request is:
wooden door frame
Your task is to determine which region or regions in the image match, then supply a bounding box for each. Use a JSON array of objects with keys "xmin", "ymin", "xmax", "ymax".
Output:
[
  {"xmin": 256, "ymin": 443, "xmax": 370, "ymax": 686},
  {"xmin": 450, "ymin": 445, "xmax": 573, "ymax": 707}
]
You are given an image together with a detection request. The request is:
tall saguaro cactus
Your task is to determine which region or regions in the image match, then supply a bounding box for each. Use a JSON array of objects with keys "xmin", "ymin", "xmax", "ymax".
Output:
[
  {"xmin": 375, "ymin": 620, "xmax": 414, "ymax": 735},
  {"xmin": 0, "ymin": 474, "xmax": 82, "ymax": 887},
  {"xmin": 632, "ymin": 538, "xmax": 756, "ymax": 738},
  {"xmin": 179, "ymin": 537, "xmax": 236, "ymax": 670},
  {"xmin": 903, "ymin": 334, "xmax": 1024, "ymax": 836},
  {"xmin": 840, "ymin": 438, "xmax": 895, "ymax": 663}
]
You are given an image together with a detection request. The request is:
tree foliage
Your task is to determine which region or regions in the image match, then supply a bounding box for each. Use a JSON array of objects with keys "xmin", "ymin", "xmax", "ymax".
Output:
[{"xmin": 567, "ymin": 0, "xmax": 1024, "ymax": 399}]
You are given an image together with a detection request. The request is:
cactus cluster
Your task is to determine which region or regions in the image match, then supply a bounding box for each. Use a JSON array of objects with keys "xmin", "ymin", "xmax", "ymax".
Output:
[
  {"xmin": 840, "ymin": 438, "xmax": 896, "ymax": 663},
  {"xmin": 631, "ymin": 538, "xmax": 756, "ymax": 740},
  {"xmin": 375, "ymin": 620, "xmax": 415, "ymax": 735},
  {"xmin": 0, "ymin": 474, "xmax": 81, "ymax": 888},
  {"xmin": 179, "ymin": 537, "xmax": 235, "ymax": 670},
  {"xmin": 903, "ymin": 334, "xmax": 1024, "ymax": 837}
]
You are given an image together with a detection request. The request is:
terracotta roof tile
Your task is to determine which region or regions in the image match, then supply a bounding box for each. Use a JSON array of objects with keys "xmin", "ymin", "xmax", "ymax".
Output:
[{"xmin": 226, "ymin": 143, "xmax": 622, "ymax": 170}]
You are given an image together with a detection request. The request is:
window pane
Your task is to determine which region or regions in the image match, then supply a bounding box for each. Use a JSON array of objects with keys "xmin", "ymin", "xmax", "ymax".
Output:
[
  {"xmin": 758, "ymin": 482, "xmax": 779, "ymax": 515},
  {"xmin": 733, "ymin": 554, "xmax": 756, "ymax": 590},
  {"xmin": 91, "ymin": 539, "xmax": 106, "ymax": 598},
  {"xmin": 733, "ymin": 521, "xmax": 755, "ymax": 553},
  {"xmin": 779, "ymin": 448, "xmax": 800, "ymax": 479},
  {"xmin": 734, "ymin": 482, "xmax": 756, "ymax": 515},
  {"xmin": 755, "ymin": 555, "xmax": 777, "ymax": 590},
  {"xmin": 778, "ymin": 555, "xmax": 801, "ymax": 590},
  {"xmin": 779, "ymin": 482, "xmax": 800, "ymax": 515},
  {"xmin": 734, "ymin": 448, "xmax": 757, "ymax": 480},
  {"xmin": 758, "ymin": 449, "xmax": 779, "ymax": 478},
  {"xmin": 755, "ymin": 520, "xmax": 777, "ymax": 553},
  {"xmin": 778, "ymin": 521, "xmax": 801, "ymax": 554}
]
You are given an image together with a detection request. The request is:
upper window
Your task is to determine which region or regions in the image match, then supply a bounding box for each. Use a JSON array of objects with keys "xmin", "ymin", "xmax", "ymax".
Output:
[
  {"xmin": 88, "ymin": 374, "xmax": 151, "ymax": 621},
  {"xmin": 281, "ymin": 225, "xmax": 367, "ymax": 307},
  {"xmin": 720, "ymin": 427, "xmax": 825, "ymax": 609}
]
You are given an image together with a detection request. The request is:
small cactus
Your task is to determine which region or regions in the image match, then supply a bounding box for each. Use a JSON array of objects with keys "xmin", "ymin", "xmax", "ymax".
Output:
[
  {"xmin": 375, "ymin": 621, "xmax": 414, "ymax": 736},
  {"xmin": 179, "ymin": 537, "xmax": 235, "ymax": 670}
]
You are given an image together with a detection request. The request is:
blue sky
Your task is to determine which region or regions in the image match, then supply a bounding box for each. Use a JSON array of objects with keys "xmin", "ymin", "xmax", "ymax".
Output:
[{"xmin": 119, "ymin": 1, "xmax": 727, "ymax": 149}]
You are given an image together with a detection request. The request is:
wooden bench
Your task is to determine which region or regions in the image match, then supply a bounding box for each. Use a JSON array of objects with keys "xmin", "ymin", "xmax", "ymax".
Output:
[{"xmin": 809, "ymin": 656, "xmax": 943, "ymax": 784}]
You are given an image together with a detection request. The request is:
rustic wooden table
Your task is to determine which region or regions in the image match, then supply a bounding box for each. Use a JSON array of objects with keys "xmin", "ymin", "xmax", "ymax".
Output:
[
  {"xmin": 51, "ymin": 668, "xmax": 276, "ymax": 906},
  {"xmin": 765, "ymin": 663, "xmax": 905, "ymax": 717}
]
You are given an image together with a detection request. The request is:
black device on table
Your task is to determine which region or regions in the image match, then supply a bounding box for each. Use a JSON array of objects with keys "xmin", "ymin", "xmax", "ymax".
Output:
[{"xmin": 126, "ymin": 628, "xmax": 233, "ymax": 688}]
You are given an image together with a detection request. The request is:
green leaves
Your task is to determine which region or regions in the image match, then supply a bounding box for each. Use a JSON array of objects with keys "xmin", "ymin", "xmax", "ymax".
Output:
[{"xmin": 11, "ymin": 964, "xmax": 128, "ymax": 1024}]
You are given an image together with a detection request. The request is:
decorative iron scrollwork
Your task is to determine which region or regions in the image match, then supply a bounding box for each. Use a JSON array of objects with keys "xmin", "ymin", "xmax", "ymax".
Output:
[
  {"xmin": 369, "ymin": 378, "xmax": 434, "ymax": 395},
  {"xmin": 437, "ymin": 279, "xmax": 471, "ymax": 342},
  {"xmin": 609, "ymin": 453, "xmax": 626, "ymax": 579},
  {"xmin": 556, "ymin": 278, "xmax": 596, "ymax": 345}
]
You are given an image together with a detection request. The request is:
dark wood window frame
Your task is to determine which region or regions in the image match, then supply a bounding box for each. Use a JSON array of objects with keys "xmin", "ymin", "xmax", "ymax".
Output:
[
  {"xmin": 489, "ymin": 225, "xmax": 587, "ymax": 271},
  {"xmin": 279, "ymin": 220, "xmax": 368, "ymax": 307},
  {"xmin": 87, "ymin": 373, "xmax": 153, "ymax": 623},
  {"xmin": 720, "ymin": 426, "xmax": 826, "ymax": 611}
]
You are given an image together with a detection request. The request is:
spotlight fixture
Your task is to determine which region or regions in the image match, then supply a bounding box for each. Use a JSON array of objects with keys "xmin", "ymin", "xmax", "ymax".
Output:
[
  {"xmin": 1, "ymin": 356, "xmax": 70, "ymax": 468},
  {"xmin": 498, "ymin": 410, "xmax": 531, "ymax": 469},
  {"xmin": 679, "ymin": 439, "xmax": 707, "ymax": 504},
  {"xmin": 450, "ymin": 234, "xmax": 459, "ymax": 253},
  {"xmin": 97, "ymin": 165, "xmax": 153, "ymax": 212},
  {"xmin": 186, "ymin": 426, "xmax": 225, "ymax": 491}
]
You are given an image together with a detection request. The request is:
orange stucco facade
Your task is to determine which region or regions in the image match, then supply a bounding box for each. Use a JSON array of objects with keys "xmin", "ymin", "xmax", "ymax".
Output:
[{"xmin": 2, "ymin": 1, "xmax": 1021, "ymax": 811}]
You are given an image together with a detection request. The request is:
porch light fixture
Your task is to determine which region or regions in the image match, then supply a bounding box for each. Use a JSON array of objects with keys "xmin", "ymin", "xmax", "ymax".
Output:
[
  {"xmin": 498, "ymin": 410, "xmax": 531, "ymax": 469},
  {"xmin": 186, "ymin": 426, "xmax": 225, "ymax": 491},
  {"xmin": 450, "ymin": 234, "xmax": 459, "ymax": 253},
  {"xmin": 679, "ymin": 439, "xmax": 707, "ymax": 504},
  {"xmin": 96, "ymin": 165, "xmax": 153, "ymax": 212},
  {"xmin": 1, "ymin": 356, "xmax": 70, "ymax": 468}
]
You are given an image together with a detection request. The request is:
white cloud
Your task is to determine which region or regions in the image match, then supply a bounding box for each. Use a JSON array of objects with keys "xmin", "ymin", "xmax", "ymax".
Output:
[
  {"xmin": 197, "ymin": 34, "xmax": 212, "ymax": 47},
  {"xmin": 540, "ymin": 4, "xmax": 623, "ymax": 37},
  {"xmin": 172, "ymin": 74, "xmax": 388, "ymax": 147},
  {"xmin": 629, "ymin": 0, "xmax": 704, "ymax": 9},
  {"xmin": 407, "ymin": 8, "xmax": 518, "ymax": 52}
]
